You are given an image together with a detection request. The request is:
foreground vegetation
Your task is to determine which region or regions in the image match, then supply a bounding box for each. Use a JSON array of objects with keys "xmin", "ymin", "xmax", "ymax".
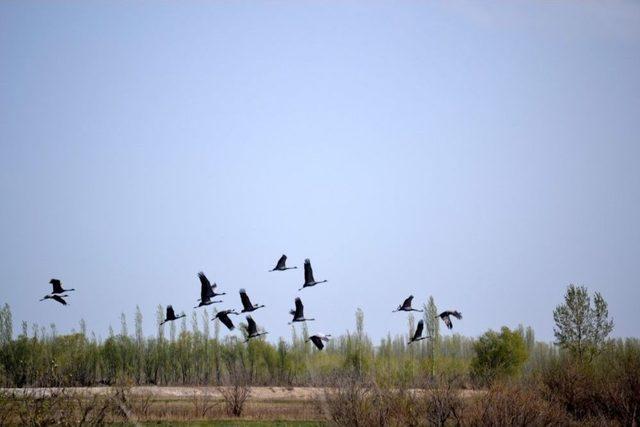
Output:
[{"xmin": 0, "ymin": 285, "xmax": 638, "ymax": 425}]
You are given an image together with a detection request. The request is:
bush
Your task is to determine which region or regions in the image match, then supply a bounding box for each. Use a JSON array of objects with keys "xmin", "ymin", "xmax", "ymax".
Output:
[
  {"xmin": 471, "ymin": 327, "xmax": 528, "ymax": 385},
  {"xmin": 419, "ymin": 374, "xmax": 465, "ymax": 427},
  {"xmin": 541, "ymin": 340, "xmax": 640, "ymax": 425},
  {"xmin": 467, "ymin": 381, "xmax": 570, "ymax": 426},
  {"xmin": 321, "ymin": 372, "xmax": 418, "ymax": 427}
]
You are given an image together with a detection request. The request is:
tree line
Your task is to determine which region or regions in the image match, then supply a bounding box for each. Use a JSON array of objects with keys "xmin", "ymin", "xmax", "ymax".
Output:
[{"xmin": 0, "ymin": 285, "xmax": 633, "ymax": 390}]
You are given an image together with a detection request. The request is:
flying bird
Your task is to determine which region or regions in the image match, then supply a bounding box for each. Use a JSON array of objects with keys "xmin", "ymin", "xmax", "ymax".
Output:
[
  {"xmin": 393, "ymin": 295, "xmax": 423, "ymax": 312},
  {"xmin": 39, "ymin": 294, "xmax": 68, "ymax": 305},
  {"xmin": 49, "ymin": 279, "xmax": 75, "ymax": 294},
  {"xmin": 299, "ymin": 258, "xmax": 327, "ymax": 291},
  {"xmin": 437, "ymin": 310, "xmax": 462, "ymax": 329},
  {"xmin": 409, "ymin": 319, "xmax": 431, "ymax": 344},
  {"xmin": 243, "ymin": 315, "xmax": 268, "ymax": 342},
  {"xmin": 307, "ymin": 333, "xmax": 332, "ymax": 350},
  {"xmin": 213, "ymin": 309, "xmax": 239, "ymax": 331},
  {"xmin": 240, "ymin": 289, "xmax": 265, "ymax": 313},
  {"xmin": 288, "ymin": 297, "xmax": 315, "ymax": 324},
  {"xmin": 198, "ymin": 272, "xmax": 226, "ymax": 301},
  {"xmin": 195, "ymin": 274, "xmax": 223, "ymax": 308},
  {"xmin": 269, "ymin": 254, "xmax": 297, "ymax": 272},
  {"xmin": 195, "ymin": 294, "xmax": 222, "ymax": 309},
  {"xmin": 160, "ymin": 305, "xmax": 186, "ymax": 325}
]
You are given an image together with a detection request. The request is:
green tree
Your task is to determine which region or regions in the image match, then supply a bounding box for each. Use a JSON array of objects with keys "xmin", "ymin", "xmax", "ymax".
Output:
[
  {"xmin": 0, "ymin": 304, "xmax": 12, "ymax": 345},
  {"xmin": 471, "ymin": 326, "xmax": 528, "ymax": 385},
  {"xmin": 553, "ymin": 284, "xmax": 614, "ymax": 361},
  {"xmin": 120, "ymin": 312, "xmax": 128, "ymax": 338},
  {"xmin": 156, "ymin": 305, "xmax": 165, "ymax": 341},
  {"xmin": 424, "ymin": 296, "xmax": 440, "ymax": 377},
  {"xmin": 135, "ymin": 306, "xmax": 143, "ymax": 345}
]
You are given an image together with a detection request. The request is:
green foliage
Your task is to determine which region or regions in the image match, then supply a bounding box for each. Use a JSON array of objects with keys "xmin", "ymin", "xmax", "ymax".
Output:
[
  {"xmin": 553, "ymin": 284, "xmax": 614, "ymax": 361},
  {"xmin": 424, "ymin": 296, "xmax": 440, "ymax": 378},
  {"xmin": 0, "ymin": 304, "xmax": 13, "ymax": 345},
  {"xmin": 471, "ymin": 326, "xmax": 528, "ymax": 385}
]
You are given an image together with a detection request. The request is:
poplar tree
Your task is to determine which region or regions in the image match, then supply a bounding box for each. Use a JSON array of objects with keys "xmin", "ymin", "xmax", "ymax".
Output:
[
  {"xmin": 424, "ymin": 296, "xmax": 440, "ymax": 377},
  {"xmin": 553, "ymin": 284, "xmax": 614, "ymax": 361}
]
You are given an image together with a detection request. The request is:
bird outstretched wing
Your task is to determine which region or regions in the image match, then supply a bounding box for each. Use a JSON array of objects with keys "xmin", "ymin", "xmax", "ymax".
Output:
[
  {"xmin": 275, "ymin": 255, "xmax": 287, "ymax": 270},
  {"xmin": 246, "ymin": 315, "xmax": 257, "ymax": 335},
  {"xmin": 217, "ymin": 312, "xmax": 235, "ymax": 330},
  {"xmin": 294, "ymin": 297, "xmax": 304, "ymax": 317},
  {"xmin": 167, "ymin": 305, "xmax": 175, "ymax": 319},
  {"xmin": 240, "ymin": 289, "xmax": 252, "ymax": 310},
  {"xmin": 450, "ymin": 311, "xmax": 463, "ymax": 320},
  {"xmin": 199, "ymin": 272, "xmax": 215, "ymax": 296},
  {"xmin": 198, "ymin": 273, "xmax": 211, "ymax": 300},
  {"xmin": 304, "ymin": 259, "xmax": 314, "ymax": 284},
  {"xmin": 51, "ymin": 279, "xmax": 63, "ymax": 294},
  {"xmin": 310, "ymin": 335, "xmax": 324, "ymax": 350},
  {"xmin": 442, "ymin": 314, "xmax": 453, "ymax": 329},
  {"xmin": 52, "ymin": 295, "xmax": 67, "ymax": 305},
  {"xmin": 413, "ymin": 319, "xmax": 424, "ymax": 341},
  {"xmin": 402, "ymin": 295, "xmax": 414, "ymax": 309},
  {"xmin": 198, "ymin": 272, "xmax": 210, "ymax": 288}
]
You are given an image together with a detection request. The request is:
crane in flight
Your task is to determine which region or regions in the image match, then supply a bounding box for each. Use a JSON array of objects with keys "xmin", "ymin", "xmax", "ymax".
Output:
[
  {"xmin": 299, "ymin": 259, "xmax": 327, "ymax": 291},
  {"xmin": 288, "ymin": 297, "xmax": 315, "ymax": 324},
  {"xmin": 269, "ymin": 254, "xmax": 297, "ymax": 271},
  {"xmin": 243, "ymin": 315, "xmax": 268, "ymax": 342},
  {"xmin": 393, "ymin": 295, "xmax": 423, "ymax": 313}
]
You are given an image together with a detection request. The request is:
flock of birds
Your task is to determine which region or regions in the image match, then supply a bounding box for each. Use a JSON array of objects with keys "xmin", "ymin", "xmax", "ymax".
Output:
[
  {"xmin": 39, "ymin": 254, "xmax": 462, "ymax": 349},
  {"xmin": 393, "ymin": 295, "xmax": 463, "ymax": 344}
]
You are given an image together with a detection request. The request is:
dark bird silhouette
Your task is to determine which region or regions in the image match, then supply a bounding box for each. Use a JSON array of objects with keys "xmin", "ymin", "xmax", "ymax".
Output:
[
  {"xmin": 288, "ymin": 297, "xmax": 315, "ymax": 324},
  {"xmin": 409, "ymin": 319, "xmax": 431, "ymax": 344},
  {"xmin": 49, "ymin": 279, "xmax": 74, "ymax": 294},
  {"xmin": 39, "ymin": 294, "xmax": 68, "ymax": 305},
  {"xmin": 195, "ymin": 294, "xmax": 222, "ymax": 309},
  {"xmin": 437, "ymin": 310, "xmax": 462, "ymax": 329},
  {"xmin": 269, "ymin": 254, "xmax": 297, "ymax": 272},
  {"xmin": 299, "ymin": 258, "xmax": 327, "ymax": 291},
  {"xmin": 213, "ymin": 309, "xmax": 239, "ymax": 331},
  {"xmin": 160, "ymin": 305, "xmax": 186, "ymax": 325},
  {"xmin": 243, "ymin": 315, "xmax": 268, "ymax": 342},
  {"xmin": 240, "ymin": 289, "xmax": 265, "ymax": 313},
  {"xmin": 393, "ymin": 295, "xmax": 423, "ymax": 312},
  {"xmin": 195, "ymin": 274, "xmax": 223, "ymax": 308},
  {"xmin": 307, "ymin": 333, "xmax": 332, "ymax": 350},
  {"xmin": 198, "ymin": 272, "xmax": 226, "ymax": 301}
]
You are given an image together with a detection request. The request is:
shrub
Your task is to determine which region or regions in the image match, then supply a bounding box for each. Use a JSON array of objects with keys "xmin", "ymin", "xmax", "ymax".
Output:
[
  {"xmin": 419, "ymin": 374, "xmax": 465, "ymax": 427},
  {"xmin": 471, "ymin": 326, "xmax": 528, "ymax": 385},
  {"xmin": 467, "ymin": 382, "xmax": 570, "ymax": 426},
  {"xmin": 321, "ymin": 372, "xmax": 419, "ymax": 427}
]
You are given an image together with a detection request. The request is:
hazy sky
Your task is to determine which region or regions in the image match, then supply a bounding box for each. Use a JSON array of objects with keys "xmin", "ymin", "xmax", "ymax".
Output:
[{"xmin": 1, "ymin": 1, "xmax": 639, "ymax": 343}]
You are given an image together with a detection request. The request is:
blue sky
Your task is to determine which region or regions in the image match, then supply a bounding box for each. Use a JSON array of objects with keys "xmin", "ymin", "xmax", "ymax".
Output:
[{"xmin": 1, "ymin": 1, "xmax": 639, "ymax": 342}]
